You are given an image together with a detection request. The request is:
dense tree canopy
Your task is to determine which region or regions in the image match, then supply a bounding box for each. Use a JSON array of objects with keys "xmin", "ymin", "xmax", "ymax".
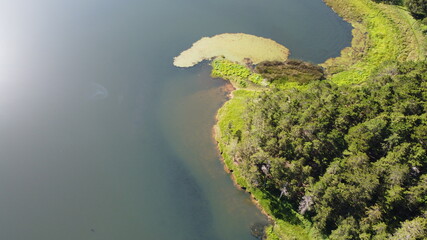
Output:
[
  {"xmin": 224, "ymin": 61, "xmax": 427, "ymax": 238},
  {"xmin": 371, "ymin": 0, "xmax": 426, "ymax": 19},
  {"xmin": 406, "ymin": 0, "xmax": 427, "ymax": 19},
  {"xmin": 372, "ymin": 0, "xmax": 403, "ymax": 5},
  {"xmin": 255, "ymin": 60, "xmax": 325, "ymax": 85}
]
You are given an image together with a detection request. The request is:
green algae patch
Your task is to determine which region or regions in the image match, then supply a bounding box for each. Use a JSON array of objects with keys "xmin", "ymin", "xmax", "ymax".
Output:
[{"xmin": 173, "ymin": 33, "xmax": 290, "ymax": 68}]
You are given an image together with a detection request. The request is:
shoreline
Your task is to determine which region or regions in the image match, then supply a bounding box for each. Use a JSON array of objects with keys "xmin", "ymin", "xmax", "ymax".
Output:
[
  {"xmin": 211, "ymin": 81, "xmax": 274, "ymax": 224},
  {"xmin": 210, "ymin": 0, "xmax": 363, "ymax": 235},
  {"xmin": 210, "ymin": 0, "xmax": 426, "ymax": 239}
]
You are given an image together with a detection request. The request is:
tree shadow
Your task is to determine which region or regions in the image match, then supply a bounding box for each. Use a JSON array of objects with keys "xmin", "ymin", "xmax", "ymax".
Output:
[{"xmin": 263, "ymin": 190, "xmax": 304, "ymax": 226}]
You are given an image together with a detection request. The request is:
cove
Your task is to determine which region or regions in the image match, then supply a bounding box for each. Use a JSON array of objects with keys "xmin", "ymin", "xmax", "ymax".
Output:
[{"xmin": 0, "ymin": 0, "xmax": 351, "ymax": 239}]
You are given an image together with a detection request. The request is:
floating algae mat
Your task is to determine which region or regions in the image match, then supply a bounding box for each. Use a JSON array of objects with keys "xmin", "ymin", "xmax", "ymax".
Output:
[{"xmin": 173, "ymin": 33, "xmax": 290, "ymax": 67}]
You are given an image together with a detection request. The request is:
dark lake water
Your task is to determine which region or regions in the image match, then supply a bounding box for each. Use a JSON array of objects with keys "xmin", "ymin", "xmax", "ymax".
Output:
[{"xmin": 0, "ymin": 0, "xmax": 351, "ymax": 239}]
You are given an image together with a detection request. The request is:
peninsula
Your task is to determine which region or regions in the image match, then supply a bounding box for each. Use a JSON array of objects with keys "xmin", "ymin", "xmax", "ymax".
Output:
[{"xmin": 174, "ymin": 0, "xmax": 427, "ymax": 239}]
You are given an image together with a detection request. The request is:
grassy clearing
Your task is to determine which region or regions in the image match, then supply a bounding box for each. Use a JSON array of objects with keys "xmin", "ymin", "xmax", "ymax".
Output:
[
  {"xmin": 215, "ymin": 89, "xmax": 257, "ymax": 186},
  {"xmin": 216, "ymin": 90, "xmax": 255, "ymax": 143},
  {"xmin": 322, "ymin": 0, "xmax": 426, "ymax": 85}
]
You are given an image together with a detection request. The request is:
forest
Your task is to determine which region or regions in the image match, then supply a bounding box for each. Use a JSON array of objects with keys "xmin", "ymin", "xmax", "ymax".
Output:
[
  {"xmin": 221, "ymin": 61, "xmax": 426, "ymax": 239},
  {"xmin": 374, "ymin": 0, "xmax": 427, "ymax": 19},
  {"xmin": 214, "ymin": 0, "xmax": 427, "ymax": 237}
]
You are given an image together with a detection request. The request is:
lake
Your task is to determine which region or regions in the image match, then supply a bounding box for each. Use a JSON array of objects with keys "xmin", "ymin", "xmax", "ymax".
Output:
[{"xmin": 0, "ymin": 0, "xmax": 351, "ymax": 239}]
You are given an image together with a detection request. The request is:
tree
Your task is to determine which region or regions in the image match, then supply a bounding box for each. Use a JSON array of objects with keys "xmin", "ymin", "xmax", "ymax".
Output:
[
  {"xmin": 372, "ymin": 0, "xmax": 403, "ymax": 5},
  {"xmin": 406, "ymin": 0, "xmax": 427, "ymax": 19},
  {"xmin": 390, "ymin": 216, "xmax": 427, "ymax": 240},
  {"xmin": 225, "ymin": 61, "xmax": 427, "ymax": 238}
]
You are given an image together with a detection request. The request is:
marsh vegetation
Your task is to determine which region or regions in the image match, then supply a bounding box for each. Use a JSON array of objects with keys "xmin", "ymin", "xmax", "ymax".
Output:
[
  {"xmin": 173, "ymin": 33, "xmax": 289, "ymax": 68},
  {"xmin": 255, "ymin": 60, "xmax": 325, "ymax": 87}
]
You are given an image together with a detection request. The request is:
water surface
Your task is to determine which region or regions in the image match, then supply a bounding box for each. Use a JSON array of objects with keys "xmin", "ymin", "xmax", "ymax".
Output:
[{"xmin": 0, "ymin": 0, "xmax": 351, "ymax": 239}]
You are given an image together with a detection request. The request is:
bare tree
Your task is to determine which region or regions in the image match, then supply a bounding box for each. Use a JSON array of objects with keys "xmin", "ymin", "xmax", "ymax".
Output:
[
  {"xmin": 279, "ymin": 184, "xmax": 289, "ymax": 199},
  {"xmin": 298, "ymin": 195, "xmax": 314, "ymax": 215}
]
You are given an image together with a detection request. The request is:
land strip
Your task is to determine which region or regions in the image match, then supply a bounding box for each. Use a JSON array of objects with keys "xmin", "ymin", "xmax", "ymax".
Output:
[{"xmin": 214, "ymin": 0, "xmax": 426, "ymax": 239}]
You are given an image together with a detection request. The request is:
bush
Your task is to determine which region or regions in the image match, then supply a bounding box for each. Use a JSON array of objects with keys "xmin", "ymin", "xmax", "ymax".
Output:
[{"xmin": 255, "ymin": 60, "xmax": 325, "ymax": 86}]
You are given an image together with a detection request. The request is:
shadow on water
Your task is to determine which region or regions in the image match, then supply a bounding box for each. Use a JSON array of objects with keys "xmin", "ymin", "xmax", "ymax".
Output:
[
  {"xmin": 157, "ymin": 63, "xmax": 268, "ymax": 240},
  {"xmin": 161, "ymin": 148, "xmax": 220, "ymax": 240}
]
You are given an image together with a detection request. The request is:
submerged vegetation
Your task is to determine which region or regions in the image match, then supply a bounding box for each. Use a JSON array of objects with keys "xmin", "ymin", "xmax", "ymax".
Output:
[
  {"xmin": 212, "ymin": 0, "xmax": 427, "ymax": 239},
  {"xmin": 173, "ymin": 33, "xmax": 289, "ymax": 68}
]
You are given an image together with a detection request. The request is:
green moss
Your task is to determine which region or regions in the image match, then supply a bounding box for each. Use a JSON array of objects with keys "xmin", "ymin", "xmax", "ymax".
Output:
[{"xmin": 173, "ymin": 33, "xmax": 289, "ymax": 67}]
